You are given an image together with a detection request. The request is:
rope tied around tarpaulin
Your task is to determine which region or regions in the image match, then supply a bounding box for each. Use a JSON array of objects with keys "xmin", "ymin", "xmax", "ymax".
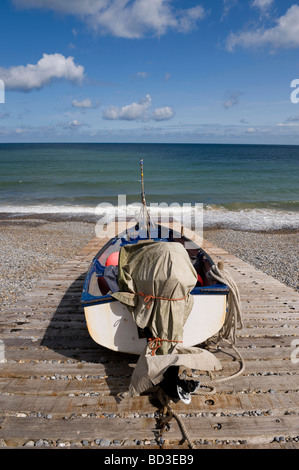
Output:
[
  {"xmin": 135, "ymin": 290, "xmax": 188, "ymax": 309},
  {"xmin": 133, "ymin": 290, "xmax": 188, "ymax": 355},
  {"xmin": 148, "ymin": 337, "xmax": 183, "ymax": 356}
]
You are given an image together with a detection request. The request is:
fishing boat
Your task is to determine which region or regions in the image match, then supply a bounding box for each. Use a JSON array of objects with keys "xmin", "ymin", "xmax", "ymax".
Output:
[
  {"xmin": 81, "ymin": 160, "xmax": 230, "ymax": 357},
  {"xmin": 81, "ymin": 224, "xmax": 229, "ymax": 355}
]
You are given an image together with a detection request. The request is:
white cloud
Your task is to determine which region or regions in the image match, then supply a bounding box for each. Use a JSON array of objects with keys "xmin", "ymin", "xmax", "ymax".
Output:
[
  {"xmin": 226, "ymin": 5, "xmax": 299, "ymax": 51},
  {"xmin": 0, "ymin": 112, "xmax": 10, "ymax": 119},
  {"xmin": 176, "ymin": 5, "xmax": 206, "ymax": 33},
  {"xmin": 151, "ymin": 106, "xmax": 175, "ymax": 121},
  {"xmin": 222, "ymin": 0, "xmax": 238, "ymax": 18},
  {"xmin": 57, "ymin": 119, "xmax": 85, "ymax": 130},
  {"xmin": 13, "ymin": 0, "xmax": 100, "ymax": 15},
  {"xmin": 13, "ymin": 0, "xmax": 206, "ymax": 38},
  {"xmin": 72, "ymin": 98, "xmax": 92, "ymax": 108},
  {"xmin": 252, "ymin": 0, "xmax": 273, "ymax": 11},
  {"xmin": 134, "ymin": 72, "xmax": 148, "ymax": 79},
  {"xmin": 224, "ymin": 91, "xmax": 242, "ymax": 109},
  {"xmin": 70, "ymin": 119, "xmax": 82, "ymax": 127},
  {"xmin": 103, "ymin": 94, "xmax": 175, "ymax": 122},
  {"xmin": 285, "ymin": 115, "xmax": 299, "ymax": 123},
  {"xmin": 103, "ymin": 94, "xmax": 152, "ymax": 121},
  {"xmin": 0, "ymin": 53, "xmax": 84, "ymax": 91}
]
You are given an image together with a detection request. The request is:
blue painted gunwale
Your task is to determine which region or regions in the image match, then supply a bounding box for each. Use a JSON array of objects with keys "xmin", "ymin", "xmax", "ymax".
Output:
[{"xmin": 81, "ymin": 226, "xmax": 229, "ymax": 308}]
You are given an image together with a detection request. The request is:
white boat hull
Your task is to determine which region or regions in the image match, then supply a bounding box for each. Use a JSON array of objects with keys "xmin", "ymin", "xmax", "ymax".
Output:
[{"xmin": 84, "ymin": 295, "xmax": 226, "ymax": 355}]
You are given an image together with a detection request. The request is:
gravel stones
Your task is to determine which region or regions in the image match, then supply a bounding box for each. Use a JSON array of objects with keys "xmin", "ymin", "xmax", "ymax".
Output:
[
  {"xmin": 204, "ymin": 228, "xmax": 299, "ymax": 291},
  {"xmin": 0, "ymin": 218, "xmax": 94, "ymax": 311},
  {"xmin": 98, "ymin": 438, "xmax": 111, "ymax": 447},
  {"xmin": 1, "ymin": 220, "xmax": 297, "ymax": 313},
  {"xmin": 24, "ymin": 434, "xmax": 299, "ymax": 447}
]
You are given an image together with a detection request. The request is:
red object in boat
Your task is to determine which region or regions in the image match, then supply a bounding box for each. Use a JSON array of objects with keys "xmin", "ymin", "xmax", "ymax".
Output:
[{"xmin": 105, "ymin": 251, "xmax": 119, "ymax": 266}]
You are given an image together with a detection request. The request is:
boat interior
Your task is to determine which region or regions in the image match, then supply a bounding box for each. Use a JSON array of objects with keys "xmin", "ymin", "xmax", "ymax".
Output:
[{"xmin": 85, "ymin": 223, "xmax": 227, "ymax": 300}]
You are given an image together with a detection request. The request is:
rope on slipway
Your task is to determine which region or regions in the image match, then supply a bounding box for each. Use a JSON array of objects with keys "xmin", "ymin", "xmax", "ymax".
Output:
[
  {"xmin": 157, "ymin": 389, "xmax": 198, "ymax": 450},
  {"xmin": 156, "ymin": 262, "xmax": 245, "ymax": 450},
  {"xmin": 157, "ymin": 341, "xmax": 245, "ymax": 450},
  {"xmin": 157, "ymin": 341, "xmax": 245, "ymax": 449}
]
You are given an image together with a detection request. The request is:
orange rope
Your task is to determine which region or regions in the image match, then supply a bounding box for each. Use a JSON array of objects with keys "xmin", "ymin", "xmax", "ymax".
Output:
[
  {"xmin": 134, "ymin": 291, "xmax": 186, "ymax": 354},
  {"xmin": 148, "ymin": 337, "xmax": 183, "ymax": 356},
  {"xmin": 135, "ymin": 291, "xmax": 187, "ymax": 309}
]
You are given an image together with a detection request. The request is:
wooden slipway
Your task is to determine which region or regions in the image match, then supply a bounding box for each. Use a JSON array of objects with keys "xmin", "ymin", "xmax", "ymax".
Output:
[{"xmin": 0, "ymin": 225, "xmax": 298, "ymax": 449}]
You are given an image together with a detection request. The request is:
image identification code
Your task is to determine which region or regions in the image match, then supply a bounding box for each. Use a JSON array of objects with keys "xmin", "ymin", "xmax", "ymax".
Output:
[
  {"xmin": 148, "ymin": 455, "xmax": 194, "ymax": 465},
  {"xmin": 104, "ymin": 454, "xmax": 194, "ymax": 467}
]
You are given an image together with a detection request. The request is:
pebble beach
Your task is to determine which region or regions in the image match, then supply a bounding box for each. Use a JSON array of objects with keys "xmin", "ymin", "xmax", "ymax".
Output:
[
  {"xmin": 0, "ymin": 214, "xmax": 298, "ymax": 449},
  {"xmin": 0, "ymin": 216, "xmax": 94, "ymax": 312},
  {"xmin": 204, "ymin": 228, "xmax": 299, "ymax": 292},
  {"xmin": 0, "ymin": 215, "xmax": 298, "ymax": 312}
]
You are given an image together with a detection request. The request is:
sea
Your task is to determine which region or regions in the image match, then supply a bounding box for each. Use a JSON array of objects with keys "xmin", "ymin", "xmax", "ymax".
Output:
[{"xmin": 0, "ymin": 143, "xmax": 298, "ymax": 232}]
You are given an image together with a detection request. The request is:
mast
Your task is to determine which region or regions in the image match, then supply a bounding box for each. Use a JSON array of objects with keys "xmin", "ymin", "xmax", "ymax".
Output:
[
  {"xmin": 140, "ymin": 158, "xmax": 146, "ymax": 206},
  {"xmin": 140, "ymin": 158, "xmax": 151, "ymax": 238}
]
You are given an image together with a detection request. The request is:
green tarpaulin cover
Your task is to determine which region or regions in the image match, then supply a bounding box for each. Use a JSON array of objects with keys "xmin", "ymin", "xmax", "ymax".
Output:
[
  {"xmin": 112, "ymin": 240, "xmax": 197, "ymax": 355},
  {"xmin": 111, "ymin": 239, "xmax": 223, "ymax": 396}
]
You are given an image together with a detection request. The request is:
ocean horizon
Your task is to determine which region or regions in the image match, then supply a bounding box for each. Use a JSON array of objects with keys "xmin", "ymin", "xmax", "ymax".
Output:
[{"xmin": 0, "ymin": 142, "xmax": 298, "ymax": 232}]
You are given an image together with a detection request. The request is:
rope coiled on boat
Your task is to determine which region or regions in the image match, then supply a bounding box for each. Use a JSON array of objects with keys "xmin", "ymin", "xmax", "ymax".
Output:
[{"xmin": 207, "ymin": 262, "xmax": 243, "ymax": 344}]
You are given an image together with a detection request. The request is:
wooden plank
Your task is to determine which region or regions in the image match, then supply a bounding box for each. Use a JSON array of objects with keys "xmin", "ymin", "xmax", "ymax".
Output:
[
  {"xmin": 0, "ymin": 229, "xmax": 298, "ymax": 449},
  {"xmin": 0, "ymin": 390, "xmax": 298, "ymax": 419},
  {"xmin": 0, "ymin": 356, "xmax": 297, "ymax": 378},
  {"xmin": 2, "ymin": 325, "xmax": 298, "ymax": 340},
  {"xmin": 0, "ymin": 374, "xmax": 298, "ymax": 397},
  {"xmin": 2, "ymin": 344, "xmax": 297, "ymax": 363},
  {"xmin": 1, "ymin": 315, "xmax": 298, "ymax": 332},
  {"xmin": 0, "ymin": 415, "xmax": 298, "ymax": 447}
]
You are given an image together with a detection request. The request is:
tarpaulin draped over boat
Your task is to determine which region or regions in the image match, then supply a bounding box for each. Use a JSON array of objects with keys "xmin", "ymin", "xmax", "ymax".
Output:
[
  {"xmin": 112, "ymin": 240, "xmax": 198, "ymax": 355},
  {"xmin": 129, "ymin": 346, "xmax": 223, "ymax": 397}
]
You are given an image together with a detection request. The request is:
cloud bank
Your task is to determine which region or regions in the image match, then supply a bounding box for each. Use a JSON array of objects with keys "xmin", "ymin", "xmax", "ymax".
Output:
[
  {"xmin": 13, "ymin": 0, "xmax": 206, "ymax": 38},
  {"xmin": 0, "ymin": 53, "xmax": 84, "ymax": 91}
]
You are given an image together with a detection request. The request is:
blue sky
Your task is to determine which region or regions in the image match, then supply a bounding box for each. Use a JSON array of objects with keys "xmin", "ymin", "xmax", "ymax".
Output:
[{"xmin": 1, "ymin": 0, "xmax": 299, "ymax": 143}]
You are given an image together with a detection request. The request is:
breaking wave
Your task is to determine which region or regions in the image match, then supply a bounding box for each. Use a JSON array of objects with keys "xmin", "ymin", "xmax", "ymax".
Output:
[{"xmin": 0, "ymin": 202, "xmax": 298, "ymax": 232}]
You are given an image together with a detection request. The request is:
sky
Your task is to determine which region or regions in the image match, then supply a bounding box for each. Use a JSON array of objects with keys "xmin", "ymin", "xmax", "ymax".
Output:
[{"xmin": 1, "ymin": 0, "xmax": 299, "ymax": 144}]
